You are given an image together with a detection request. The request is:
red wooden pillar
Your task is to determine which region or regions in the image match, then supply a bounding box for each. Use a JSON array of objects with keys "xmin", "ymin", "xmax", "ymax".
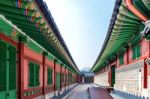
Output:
[
  {"xmin": 144, "ymin": 59, "xmax": 148, "ymax": 88},
  {"xmin": 54, "ymin": 59, "xmax": 57, "ymax": 91},
  {"xmin": 42, "ymin": 52, "xmax": 47, "ymax": 95},
  {"xmin": 143, "ymin": 41, "xmax": 150, "ymax": 89},
  {"xmin": 127, "ymin": 47, "xmax": 129, "ymax": 64},
  {"xmin": 18, "ymin": 37, "xmax": 25, "ymax": 99}
]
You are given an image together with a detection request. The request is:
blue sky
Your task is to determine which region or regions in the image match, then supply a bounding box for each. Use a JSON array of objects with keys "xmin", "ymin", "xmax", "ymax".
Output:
[{"xmin": 44, "ymin": 0, "xmax": 116, "ymax": 70}]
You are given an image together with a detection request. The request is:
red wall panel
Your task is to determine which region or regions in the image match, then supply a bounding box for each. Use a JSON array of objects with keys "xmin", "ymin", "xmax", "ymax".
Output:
[{"xmin": 24, "ymin": 46, "xmax": 43, "ymax": 64}]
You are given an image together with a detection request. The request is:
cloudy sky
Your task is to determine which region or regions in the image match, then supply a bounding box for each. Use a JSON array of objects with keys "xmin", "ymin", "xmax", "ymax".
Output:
[{"xmin": 44, "ymin": 0, "xmax": 115, "ymax": 70}]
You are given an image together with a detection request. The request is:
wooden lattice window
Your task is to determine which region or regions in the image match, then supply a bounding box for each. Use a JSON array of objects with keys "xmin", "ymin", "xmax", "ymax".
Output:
[
  {"xmin": 56, "ymin": 73, "xmax": 60, "ymax": 90},
  {"xmin": 9, "ymin": 45, "xmax": 16, "ymax": 90},
  {"xmin": 0, "ymin": 41, "xmax": 7, "ymax": 92},
  {"xmin": 119, "ymin": 53, "xmax": 124, "ymax": 65},
  {"xmin": 47, "ymin": 68, "xmax": 53, "ymax": 85},
  {"xmin": 132, "ymin": 45, "xmax": 141, "ymax": 59},
  {"xmin": 29, "ymin": 62, "xmax": 40, "ymax": 87}
]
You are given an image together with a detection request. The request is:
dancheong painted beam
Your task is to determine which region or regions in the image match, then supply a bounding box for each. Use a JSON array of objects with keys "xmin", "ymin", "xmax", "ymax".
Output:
[
  {"xmin": 0, "ymin": 0, "xmax": 79, "ymax": 74},
  {"xmin": 91, "ymin": 0, "xmax": 150, "ymax": 98},
  {"xmin": 0, "ymin": 0, "xmax": 80, "ymax": 99}
]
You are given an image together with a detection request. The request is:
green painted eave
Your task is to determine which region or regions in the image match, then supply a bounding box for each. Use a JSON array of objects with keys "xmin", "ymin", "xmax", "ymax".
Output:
[
  {"xmin": 0, "ymin": 0, "xmax": 79, "ymax": 74},
  {"xmin": 91, "ymin": 0, "xmax": 150, "ymax": 72}
]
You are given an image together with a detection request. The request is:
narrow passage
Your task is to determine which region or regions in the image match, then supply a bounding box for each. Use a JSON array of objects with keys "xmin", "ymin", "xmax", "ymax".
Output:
[{"xmin": 66, "ymin": 84, "xmax": 93, "ymax": 99}]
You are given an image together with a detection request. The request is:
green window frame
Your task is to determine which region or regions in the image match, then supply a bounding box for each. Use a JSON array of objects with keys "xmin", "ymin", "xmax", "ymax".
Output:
[
  {"xmin": 0, "ymin": 41, "xmax": 7, "ymax": 92},
  {"xmin": 137, "ymin": 45, "xmax": 141, "ymax": 58},
  {"xmin": 68, "ymin": 73, "xmax": 72, "ymax": 83},
  {"xmin": 29, "ymin": 62, "xmax": 40, "ymax": 87},
  {"xmin": 65, "ymin": 74, "xmax": 67, "ymax": 82},
  {"xmin": 9, "ymin": 45, "xmax": 17, "ymax": 90},
  {"xmin": 56, "ymin": 72, "xmax": 60, "ymax": 90},
  {"xmin": 119, "ymin": 53, "xmax": 124, "ymax": 65},
  {"xmin": 132, "ymin": 46, "xmax": 136, "ymax": 59},
  {"xmin": 132, "ymin": 45, "xmax": 141, "ymax": 59},
  {"xmin": 47, "ymin": 68, "xmax": 53, "ymax": 85}
]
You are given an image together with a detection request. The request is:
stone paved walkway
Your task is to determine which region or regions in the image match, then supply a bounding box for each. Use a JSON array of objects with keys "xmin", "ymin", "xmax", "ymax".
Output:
[
  {"xmin": 65, "ymin": 83, "xmax": 93, "ymax": 99},
  {"xmin": 63, "ymin": 83, "xmax": 148, "ymax": 99}
]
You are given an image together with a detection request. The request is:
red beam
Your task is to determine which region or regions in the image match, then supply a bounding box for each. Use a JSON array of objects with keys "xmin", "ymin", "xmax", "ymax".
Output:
[
  {"xmin": 125, "ymin": 0, "xmax": 148, "ymax": 22},
  {"xmin": 0, "ymin": 33, "xmax": 18, "ymax": 46}
]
